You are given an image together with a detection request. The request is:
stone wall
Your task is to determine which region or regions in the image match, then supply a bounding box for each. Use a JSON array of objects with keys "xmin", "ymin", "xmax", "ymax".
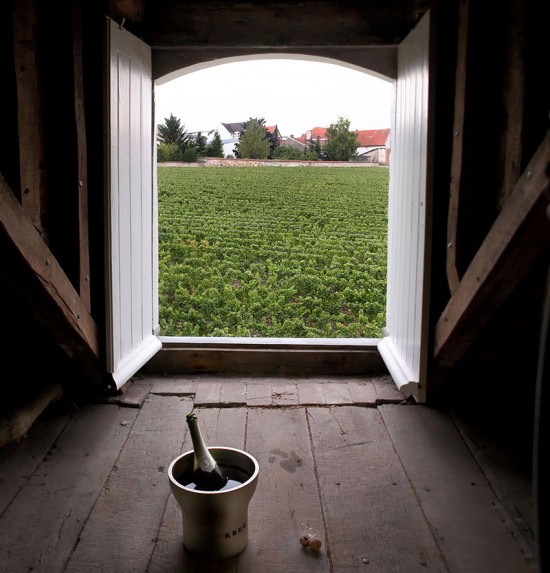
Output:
[{"xmin": 160, "ymin": 158, "xmax": 381, "ymax": 168}]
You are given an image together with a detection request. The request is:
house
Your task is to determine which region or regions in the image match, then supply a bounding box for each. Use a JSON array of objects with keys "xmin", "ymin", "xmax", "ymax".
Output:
[
  {"xmin": 220, "ymin": 122, "xmax": 280, "ymax": 156},
  {"xmin": 221, "ymin": 122, "xmax": 246, "ymax": 139},
  {"xmin": 295, "ymin": 126, "xmax": 329, "ymax": 146},
  {"xmin": 355, "ymin": 128, "xmax": 391, "ymax": 164},
  {"xmin": 0, "ymin": 1, "xmax": 547, "ymax": 570},
  {"xmin": 279, "ymin": 136, "xmax": 310, "ymax": 150},
  {"xmin": 265, "ymin": 125, "xmax": 282, "ymax": 141},
  {"xmin": 221, "ymin": 122, "xmax": 280, "ymax": 139},
  {"xmin": 293, "ymin": 127, "xmax": 391, "ymax": 164}
]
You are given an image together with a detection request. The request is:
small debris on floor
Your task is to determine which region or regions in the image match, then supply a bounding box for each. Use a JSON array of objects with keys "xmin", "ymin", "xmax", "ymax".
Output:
[{"xmin": 299, "ymin": 524, "xmax": 322, "ymax": 552}]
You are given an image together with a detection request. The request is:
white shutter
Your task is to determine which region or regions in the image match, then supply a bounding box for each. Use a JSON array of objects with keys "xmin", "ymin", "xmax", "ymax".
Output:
[
  {"xmin": 378, "ymin": 11, "xmax": 431, "ymax": 402},
  {"xmin": 105, "ymin": 18, "xmax": 161, "ymax": 389}
]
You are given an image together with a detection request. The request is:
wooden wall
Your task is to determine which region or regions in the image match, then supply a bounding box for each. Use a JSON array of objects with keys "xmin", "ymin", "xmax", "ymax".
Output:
[{"xmin": 0, "ymin": 0, "xmax": 548, "ymax": 448}]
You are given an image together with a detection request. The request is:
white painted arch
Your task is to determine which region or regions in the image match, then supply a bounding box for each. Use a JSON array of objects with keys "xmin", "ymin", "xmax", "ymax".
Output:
[{"xmin": 155, "ymin": 52, "xmax": 394, "ymax": 86}]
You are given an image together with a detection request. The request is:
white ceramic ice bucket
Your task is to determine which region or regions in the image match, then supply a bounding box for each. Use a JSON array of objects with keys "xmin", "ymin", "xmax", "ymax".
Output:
[{"xmin": 168, "ymin": 447, "xmax": 259, "ymax": 560}]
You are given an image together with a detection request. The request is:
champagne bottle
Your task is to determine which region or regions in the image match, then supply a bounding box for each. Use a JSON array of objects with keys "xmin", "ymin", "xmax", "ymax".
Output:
[{"xmin": 186, "ymin": 412, "xmax": 228, "ymax": 491}]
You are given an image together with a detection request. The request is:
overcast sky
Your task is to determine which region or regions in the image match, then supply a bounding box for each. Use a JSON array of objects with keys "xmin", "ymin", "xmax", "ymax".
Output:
[{"xmin": 155, "ymin": 57, "xmax": 394, "ymax": 139}]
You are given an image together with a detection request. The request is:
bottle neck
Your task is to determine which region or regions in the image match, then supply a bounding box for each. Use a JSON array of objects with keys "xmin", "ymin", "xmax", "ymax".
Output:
[{"xmin": 187, "ymin": 418, "xmax": 216, "ymax": 472}]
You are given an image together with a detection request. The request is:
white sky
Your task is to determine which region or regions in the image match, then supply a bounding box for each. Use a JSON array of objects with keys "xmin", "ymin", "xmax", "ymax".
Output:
[{"xmin": 155, "ymin": 58, "xmax": 394, "ymax": 139}]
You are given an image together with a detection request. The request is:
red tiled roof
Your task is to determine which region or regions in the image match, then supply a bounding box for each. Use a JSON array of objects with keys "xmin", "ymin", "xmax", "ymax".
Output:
[
  {"xmin": 308, "ymin": 127, "xmax": 328, "ymax": 139},
  {"xmin": 292, "ymin": 127, "xmax": 390, "ymax": 147},
  {"xmin": 355, "ymin": 128, "xmax": 390, "ymax": 147},
  {"xmin": 294, "ymin": 127, "xmax": 328, "ymax": 144}
]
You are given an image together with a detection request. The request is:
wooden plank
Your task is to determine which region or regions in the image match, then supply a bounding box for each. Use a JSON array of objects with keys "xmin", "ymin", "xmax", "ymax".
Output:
[
  {"xmin": 0, "ymin": 175, "xmax": 101, "ymax": 371},
  {"xmin": 0, "ymin": 404, "xmax": 137, "ymax": 572},
  {"xmin": 64, "ymin": 396, "xmax": 186, "ymax": 572},
  {"xmin": 271, "ymin": 382, "xmax": 299, "ymax": 406},
  {"xmin": 0, "ymin": 411, "xmax": 69, "ymax": 514},
  {"xmin": 434, "ymin": 131, "xmax": 550, "ymax": 369},
  {"xmin": 189, "ymin": 406, "xmax": 247, "ymax": 451},
  {"xmin": 108, "ymin": 0, "xmax": 146, "ymax": 23},
  {"xmin": 12, "ymin": 0, "xmax": 47, "ymax": 238},
  {"xmin": 194, "ymin": 378, "xmax": 223, "ymax": 404},
  {"xmin": 380, "ymin": 404, "xmax": 534, "ymax": 573},
  {"xmin": 148, "ymin": 375, "xmax": 198, "ymax": 395},
  {"xmin": 219, "ymin": 378, "xmax": 247, "ymax": 405},
  {"xmin": 148, "ymin": 2, "xmax": 408, "ymax": 49},
  {"xmin": 146, "ymin": 345, "xmax": 387, "ymax": 377},
  {"xmin": 320, "ymin": 382, "xmax": 353, "ymax": 405},
  {"xmin": 149, "ymin": 407, "xmax": 246, "ymax": 573},
  {"xmin": 71, "ymin": 0, "xmax": 91, "ymax": 311},
  {"xmin": 103, "ymin": 378, "xmax": 152, "ymax": 407},
  {"xmin": 446, "ymin": 0, "xmax": 469, "ymax": 293},
  {"xmin": 246, "ymin": 382, "xmax": 273, "ymax": 406},
  {"xmin": 450, "ymin": 409, "xmax": 534, "ymax": 556},
  {"xmin": 238, "ymin": 408, "xmax": 330, "ymax": 572},
  {"xmin": 500, "ymin": 0, "xmax": 525, "ymax": 208},
  {"xmin": 297, "ymin": 382, "xmax": 327, "ymax": 405},
  {"xmin": 0, "ymin": 381, "xmax": 63, "ymax": 448},
  {"xmin": 308, "ymin": 405, "xmax": 447, "ymax": 571},
  {"xmin": 346, "ymin": 379, "xmax": 378, "ymax": 404},
  {"xmin": 373, "ymin": 374, "xmax": 404, "ymax": 402}
]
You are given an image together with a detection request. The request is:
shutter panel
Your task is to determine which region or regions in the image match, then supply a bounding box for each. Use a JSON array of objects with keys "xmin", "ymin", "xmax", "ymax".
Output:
[
  {"xmin": 105, "ymin": 18, "xmax": 161, "ymax": 389},
  {"xmin": 378, "ymin": 11, "xmax": 431, "ymax": 402}
]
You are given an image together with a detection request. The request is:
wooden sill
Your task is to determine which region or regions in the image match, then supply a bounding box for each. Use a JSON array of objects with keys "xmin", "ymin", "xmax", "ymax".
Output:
[{"xmin": 143, "ymin": 336, "xmax": 388, "ymax": 376}]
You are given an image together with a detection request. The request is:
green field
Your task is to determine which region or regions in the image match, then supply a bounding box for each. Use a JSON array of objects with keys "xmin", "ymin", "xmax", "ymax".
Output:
[{"xmin": 157, "ymin": 165, "xmax": 389, "ymax": 338}]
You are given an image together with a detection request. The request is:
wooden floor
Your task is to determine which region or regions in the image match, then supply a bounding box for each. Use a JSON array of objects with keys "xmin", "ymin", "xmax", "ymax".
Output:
[{"xmin": 0, "ymin": 375, "xmax": 536, "ymax": 572}]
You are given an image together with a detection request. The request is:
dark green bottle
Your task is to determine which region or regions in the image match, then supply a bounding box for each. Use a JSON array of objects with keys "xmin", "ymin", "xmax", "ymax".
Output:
[{"xmin": 186, "ymin": 412, "xmax": 228, "ymax": 491}]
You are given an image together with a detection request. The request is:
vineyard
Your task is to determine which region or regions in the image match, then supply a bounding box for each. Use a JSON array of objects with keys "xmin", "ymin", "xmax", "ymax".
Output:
[{"xmin": 157, "ymin": 165, "xmax": 389, "ymax": 338}]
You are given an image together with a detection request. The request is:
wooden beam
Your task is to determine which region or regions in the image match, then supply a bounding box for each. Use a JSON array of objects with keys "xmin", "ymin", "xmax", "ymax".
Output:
[
  {"xmin": 146, "ymin": 1, "xmax": 411, "ymax": 49},
  {"xmin": 446, "ymin": 0, "xmax": 469, "ymax": 294},
  {"xmin": 434, "ymin": 130, "xmax": 550, "ymax": 368},
  {"xmin": 109, "ymin": 0, "xmax": 145, "ymax": 23},
  {"xmin": 12, "ymin": 0, "xmax": 47, "ymax": 239},
  {"xmin": 0, "ymin": 174, "xmax": 103, "ymax": 384},
  {"xmin": 499, "ymin": 0, "xmax": 525, "ymax": 208},
  {"xmin": 71, "ymin": 0, "xmax": 91, "ymax": 311}
]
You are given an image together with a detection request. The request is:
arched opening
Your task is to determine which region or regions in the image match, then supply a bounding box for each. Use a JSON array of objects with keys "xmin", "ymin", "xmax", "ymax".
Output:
[
  {"xmin": 153, "ymin": 54, "xmax": 394, "ymax": 341},
  {"xmin": 105, "ymin": 14, "xmax": 431, "ymax": 398}
]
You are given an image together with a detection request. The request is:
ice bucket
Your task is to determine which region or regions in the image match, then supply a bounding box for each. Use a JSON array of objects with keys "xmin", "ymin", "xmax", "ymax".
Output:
[{"xmin": 168, "ymin": 447, "xmax": 259, "ymax": 559}]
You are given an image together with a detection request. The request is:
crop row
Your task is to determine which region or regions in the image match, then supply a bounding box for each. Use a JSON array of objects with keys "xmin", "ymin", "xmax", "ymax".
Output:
[{"xmin": 157, "ymin": 166, "xmax": 389, "ymax": 337}]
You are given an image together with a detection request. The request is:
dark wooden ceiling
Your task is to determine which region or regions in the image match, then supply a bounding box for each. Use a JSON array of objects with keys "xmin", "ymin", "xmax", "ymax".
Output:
[{"xmin": 110, "ymin": 0, "xmax": 431, "ymax": 79}]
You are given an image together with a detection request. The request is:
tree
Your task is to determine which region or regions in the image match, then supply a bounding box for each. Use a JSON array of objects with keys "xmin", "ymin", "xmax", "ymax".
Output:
[
  {"xmin": 264, "ymin": 125, "xmax": 280, "ymax": 159},
  {"xmin": 182, "ymin": 146, "xmax": 199, "ymax": 162},
  {"xmin": 272, "ymin": 145, "xmax": 320, "ymax": 161},
  {"xmin": 157, "ymin": 114, "xmax": 191, "ymax": 149},
  {"xmin": 234, "ymin": 117, "xmax": 279, "ymax": 159},
  {"xmin": 236, "ymin": 119, "xmax": 271, "ymax": 159},
  {"xmin": 157, "ymin": 143, "xmax": 180, "ymax": 162},
  {"xmin": 323, "ymin": 117, "xmax": 359, "ymax": 161},
  {"xmin": 307, "ymin": 136, "xmax": 323, "ymax": 159},
  {"xmin": 194, "ymin": 132, "xmax": 208, "ymax": 156},
  {"xmin": 272, "ymin": 145, "xmax": 305, "ymax": 160},
  {"xmin": 205, "ymin": 131, "xmax": 224, "ymax": 157}
]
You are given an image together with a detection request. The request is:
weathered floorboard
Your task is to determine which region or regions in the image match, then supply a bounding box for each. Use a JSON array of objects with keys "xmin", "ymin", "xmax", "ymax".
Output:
[
  {"xmin": 239, "ymin": 407, "xmax": 330, "ymax": 572},
  {"xmin": 308, "ymin": 405, "xmax": 448, "ymax": 572},
  {"xmin": 245, "ymin": 382, "xmax": 273, "ymax": 406},
  {"xmin": 380, "ymin": 404, "xmax": 535, "ymax": 573},
  {"xmin": 64, "ymin": 396, "xmax": 190, "ymax": 572},
  {"xmin": 0, "ymin": 376, "xmax": 532, "ymax": 573},
  {"xmin": 0, "ymin": 404, "xmax": 136, "ymax": 572},
  {"xmin": 0, "ymin": 410, "xmax": 69, "ymax": 514}
]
